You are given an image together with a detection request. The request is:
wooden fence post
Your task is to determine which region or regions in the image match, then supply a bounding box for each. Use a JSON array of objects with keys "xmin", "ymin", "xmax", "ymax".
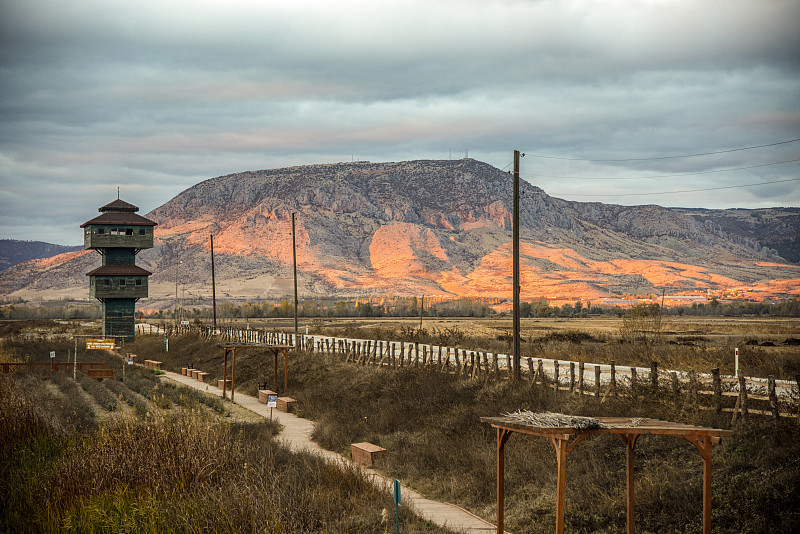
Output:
[
  {"xmin": 527, "ymin": 358, "xmax": 535, "ymax": 383},
  {"xmin": 630, "ymin": 367, "xmax": 637, "ymax": 396},
  {"xmin": 441, "ymin": 347, "xmax": 450, "ymax": 373},
  {"xmin": 796, "ymin": 374, "xmax": 800, "ymax": 425},
  {"xmin": 594, "ymin": 365, "xmax": 601, "ymax": 398},
  {"xmin": 569, "ymin": 362, "xmax": 576, "ymax": 394},
  {"xmin": 738, "ymin": 371, "xmax": 749, "ymax": 422},
  {"xmin": 578, "ymin": 361, "xmax": 585, "ymax": 396},
  {"xmin": 712, "ymin": 368, "xmax": 722, "ymax": 414},
  {"xmin": 650, "ymin": 361, "xmax": 658, "ymax": 390},
  {"xmin": 768, "ymin": 376, "xmax": 779, "ymax": 421},
  {"xmin": 610, "ymin": 361, "xmax": 617, "ymax": 397},
  {"xmin": 538, "ymin": 359, "xmax": 546, "ymax": 387},
  {"xmin": 493, "ymin": 353, "xmax": 499, "ymax": 376},
  {"xmin": 670, "ymin": 372, "xmax": 680, "ymax": 405},
  {"xmin": 686, "ymin": 370, "xmax": 698, "ymax": 411},
  {"xmin": 553, "ymin": 360, "xmax": 560, "ymax": 392}
]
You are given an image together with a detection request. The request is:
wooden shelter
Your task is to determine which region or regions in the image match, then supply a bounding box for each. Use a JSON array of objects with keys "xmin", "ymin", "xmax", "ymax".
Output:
[
  {"xmin": 481, "ymin": 412, "xmax": 732, "ymax": 534},
  {"xmin": 217, "ymin": 343, "xmax": 293, "ymax": 402}
]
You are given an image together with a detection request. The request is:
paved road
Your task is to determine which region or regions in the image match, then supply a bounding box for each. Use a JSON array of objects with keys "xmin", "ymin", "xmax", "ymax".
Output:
[{"xmin": 163, "ymin": 370, "xmax": 502, "ymax": 534}]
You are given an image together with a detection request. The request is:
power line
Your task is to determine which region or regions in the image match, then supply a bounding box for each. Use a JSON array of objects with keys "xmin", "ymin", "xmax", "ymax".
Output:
[
  {"xmin": 521, "ymin": 157, "xmax": 800, "ymax": 180},
  {"xmin": 553, "ymin": 177, "xmax": 800, "ymax": 198},
  {"xmin": 524, "ymin": 138, "xmax": 800, "ymax": 162}
]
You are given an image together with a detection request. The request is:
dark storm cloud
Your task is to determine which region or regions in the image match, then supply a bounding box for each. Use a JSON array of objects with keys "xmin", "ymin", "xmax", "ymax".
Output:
[{"xmin": 1, "ymin": 0, "xmax": 799, "ymax": 244}]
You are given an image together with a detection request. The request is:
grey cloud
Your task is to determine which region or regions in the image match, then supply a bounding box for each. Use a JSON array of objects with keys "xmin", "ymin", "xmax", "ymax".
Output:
[{"xmin": 1, "ymin": 0, "xmax": 799, "ymax": 245}]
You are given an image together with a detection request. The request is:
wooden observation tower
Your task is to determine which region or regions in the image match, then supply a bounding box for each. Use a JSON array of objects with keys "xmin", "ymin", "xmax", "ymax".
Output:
[{"xmin": 81, "ymin": 199, "xmax": 157, "ymax": 341}]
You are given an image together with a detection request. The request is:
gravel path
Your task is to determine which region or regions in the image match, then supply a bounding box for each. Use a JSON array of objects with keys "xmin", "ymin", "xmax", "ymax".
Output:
[{"xmin": 163, "ymin": 370, "xmax": 503, "ymax": 534}]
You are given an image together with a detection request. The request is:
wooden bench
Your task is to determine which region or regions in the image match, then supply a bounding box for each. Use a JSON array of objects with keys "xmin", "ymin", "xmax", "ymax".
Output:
[
  {"xmin": 196, "ymin": 371, "xmax": 209, "ymax": 382},
  {"xmin": 182, "ymin": 367, "xmax": 191, "ymax": 376},
  {"xmin": 258, "ymin": 389, "xmax": 277, "ymax": 403},
  {"xmin": 144, "ymin": 360, "xmax": 162, "ymax": 369},
  {"xmin": 277, "ymin": 396, "xmax": 296, "ymax": 413},
  {"xmin": 190, "ymin": 369, "xmax": 200, "ymax": 379},
  {"xmin": 351, "ymin": 442, "xmax": 386, "ymax": 467},
  {"xmin": 86, "ymin": 368, "xmax": 116, "ymax": 380}
]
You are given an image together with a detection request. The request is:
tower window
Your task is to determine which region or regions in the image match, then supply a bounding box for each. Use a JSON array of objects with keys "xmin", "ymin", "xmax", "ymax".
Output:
[
  {"xmin": 125, "ymin": 228, "xmax": 133, "ymax": 235},
  {"xmin": 119, "ymin": 279, "xmax": 126, "ymax": 286},
  {"xmin": 139, "ymin": 229, "xmax": 146, "ymax": 236},
  {"xmin": 135, "ymin": 279, "xmax": 142, "ymax": 286},
  {"xmin": 103, "ymin": 279, "xmax": 110, "ymax": 286},
  {"xmin": 97, "ymin": 228, "xmax": 105, "ymax": 235}
]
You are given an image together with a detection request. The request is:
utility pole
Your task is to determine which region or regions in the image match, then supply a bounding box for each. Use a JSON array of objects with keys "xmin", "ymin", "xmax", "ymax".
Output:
[
  {"xmin": 210, "ymin": 234, "xmax": 217, "ymax": 332},
  {"xmin": 175, "ymin": 254, "xmax": 180, "ymax": 329},
  {"xmin": 419, "ymin": 295, "xmax": 424, "ymax": 331},
  {"xmin": 513, "ymin": 150, "xmax": 522, "ymax": 381},
  {"xmin": 292, "ymin": 213, "xmax": 299, "ymax": 347}
]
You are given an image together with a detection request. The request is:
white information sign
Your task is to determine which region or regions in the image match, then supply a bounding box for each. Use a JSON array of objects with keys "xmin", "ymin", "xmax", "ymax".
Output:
[{"xmin": 267, "ymin": 394, "xmax": 278, "ymax": 408}]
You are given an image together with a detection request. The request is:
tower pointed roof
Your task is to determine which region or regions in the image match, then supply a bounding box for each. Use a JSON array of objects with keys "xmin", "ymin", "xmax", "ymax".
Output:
[
  {"xmin": 81, "ymin": 198, "xmax": 157, "ymax": 227},
  {"xmin": 99, "ymin": 199, "xmax": 139, "ymax": 212}
]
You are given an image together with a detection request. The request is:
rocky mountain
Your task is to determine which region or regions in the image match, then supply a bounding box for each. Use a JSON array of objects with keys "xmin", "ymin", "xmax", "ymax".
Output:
[
  {"xmin": 0, "ymin": 240, "xmax": 82, "ymax": 271},
  {"xmin": 1, "ymin": 159, "xmax": 797, "ymax": 305}
]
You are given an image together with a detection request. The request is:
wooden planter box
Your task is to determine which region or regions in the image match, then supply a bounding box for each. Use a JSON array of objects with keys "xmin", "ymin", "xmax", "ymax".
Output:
[
  {"xmin": 351, "ymin": 442, "xmax": 386, "ymax": 467},
  {"xmin": 217, "ymin": 379, "xmax": 231, "ymax": 390}
]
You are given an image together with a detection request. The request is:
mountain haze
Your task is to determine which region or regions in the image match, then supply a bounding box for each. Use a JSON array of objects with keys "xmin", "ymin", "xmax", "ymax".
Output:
[{"xmin": 1, "ymin": 159, "xmax": 797, "ymax": 305}]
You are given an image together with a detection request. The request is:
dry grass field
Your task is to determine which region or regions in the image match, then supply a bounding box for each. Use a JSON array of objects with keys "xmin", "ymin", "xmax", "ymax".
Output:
[
  {"xmin": 3, "ymin": 317, "xmax": 800, "ymax": 533},
  {"xmin": 0, "ymin": 323, "xmax": 447, "ymax": 534}
]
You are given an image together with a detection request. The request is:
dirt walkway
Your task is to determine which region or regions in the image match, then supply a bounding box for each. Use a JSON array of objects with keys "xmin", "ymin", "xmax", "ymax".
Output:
[{"xmin": 163, "ymin": 371, "xmax": 502, "ymax": 534}]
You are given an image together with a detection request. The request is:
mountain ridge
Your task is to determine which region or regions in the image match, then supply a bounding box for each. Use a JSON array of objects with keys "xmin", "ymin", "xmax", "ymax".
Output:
[{"xmin": 1, "ymin": 159, "xmax": 797, "ymax": 304}]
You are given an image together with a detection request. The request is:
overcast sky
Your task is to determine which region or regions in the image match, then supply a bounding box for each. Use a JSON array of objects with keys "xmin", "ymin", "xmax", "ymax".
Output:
[{"xmin": 1, "ymin": 0, "xmax": 799, "ymax": 245}]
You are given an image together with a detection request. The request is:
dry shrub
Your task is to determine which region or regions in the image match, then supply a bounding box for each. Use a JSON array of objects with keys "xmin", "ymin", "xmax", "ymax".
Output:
[{"xmin": 2, "ymin": 371, "xmax": 443, "ymax": 533}]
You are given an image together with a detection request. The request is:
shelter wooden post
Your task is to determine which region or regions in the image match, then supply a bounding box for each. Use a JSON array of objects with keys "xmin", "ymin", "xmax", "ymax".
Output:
[
  {"xmin": 686, "ymin": 435, "xmax": 715, "ymax": 534},
  {"xmin": 274, "ymin": 349, "xmax": 279, "ymax": 395},
  {"xmin": 283, "ymin": 347, "xmax": 289, "ymax": 393},
  {"xmin": 231, "ymin": 347, "xmax": 237, "ymax": 403},
  {"xmin": 552, "ymin": 436, "xmax": 569, "ymax": 534},
  {"xmin": 496, "ymin": 428, "xmax": 512, "ymax": 534},
  {"xmin": 620, "ymin": 434, "xmax": 639, "ymax": 534},
  {"xmin": 222, "ymin": 348, "xmax": 229, "ymax": 398}
]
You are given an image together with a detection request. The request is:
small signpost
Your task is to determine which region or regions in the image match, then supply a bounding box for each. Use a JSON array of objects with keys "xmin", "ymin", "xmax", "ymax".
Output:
[
  {"xmin": 267, "ymin": 393, "xmax": 277, "ymax": 422},
  {"xmin": 394, "ymin": 478, "xmax": 401, "ymax": 534},
  {"xmin": 49, "ymin": 351, "xmax": 56, "ymax": 359}
]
